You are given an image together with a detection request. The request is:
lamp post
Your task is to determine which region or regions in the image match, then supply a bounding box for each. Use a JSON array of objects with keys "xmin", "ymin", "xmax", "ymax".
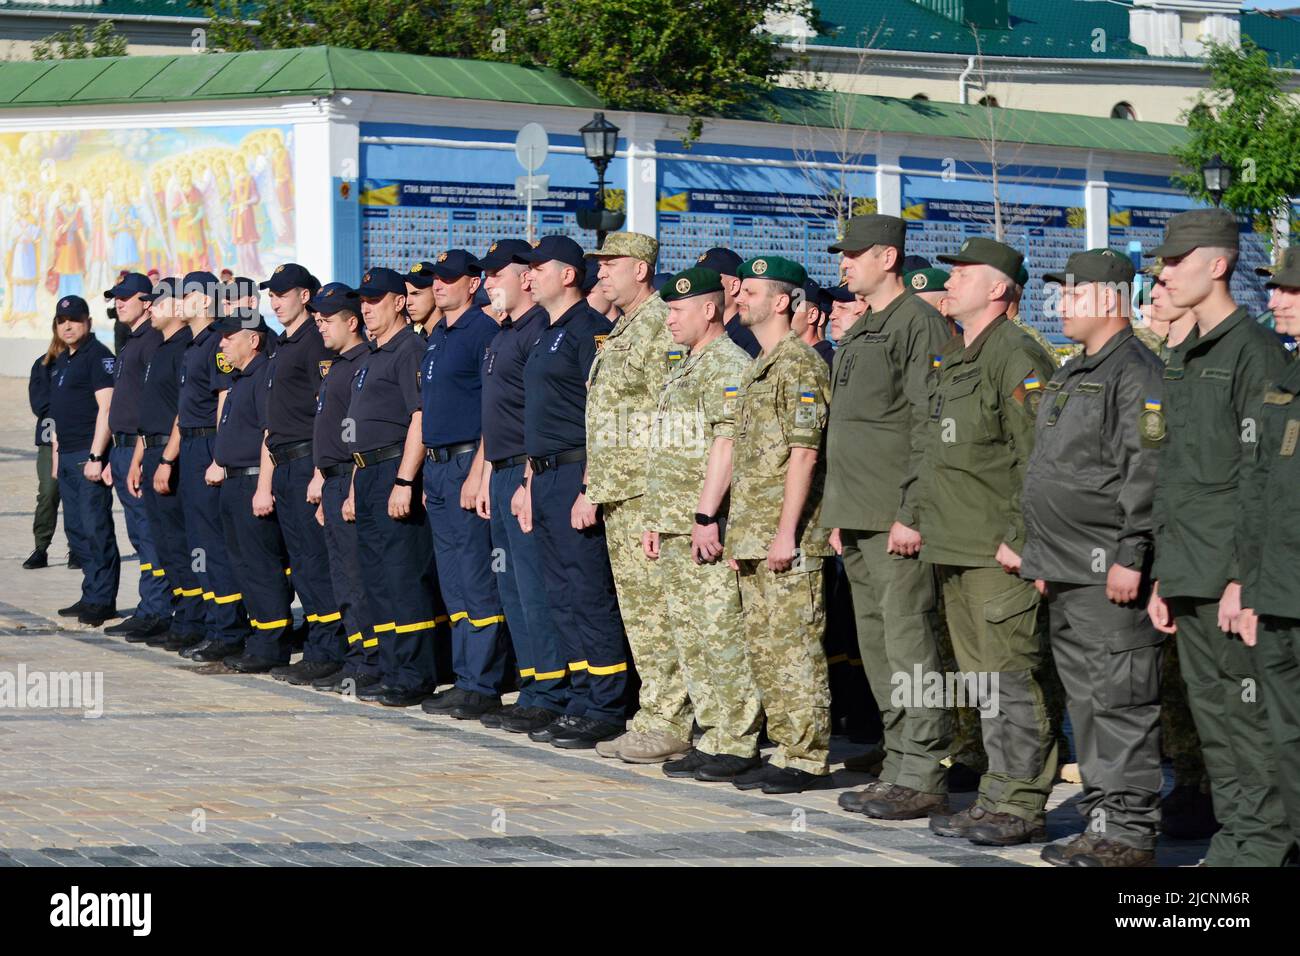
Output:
[
  {"xmin": 1202, "ymin": 153, "xmax": 1232, "ymax": 208},
  {"xmin": 577, "ymin": 111, "xmax": 625, "ymax": 246}
]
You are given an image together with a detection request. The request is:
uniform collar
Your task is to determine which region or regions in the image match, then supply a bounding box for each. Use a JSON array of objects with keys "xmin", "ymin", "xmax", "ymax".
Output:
[
  {"xmin": 956, "ymin": 313, "xmax": 1008, "ymax": 363},
  {"xmin": 675, "ymin": 331, "xmax": 727, "ymax": 378},
  {"xmin": 339, "ymin": 341, "xmax": 368, "ymax": 362},
  {"xmin": 844, "ymin": 289, "xmax": 906, "ymax": 341},
  {"xmin": 609, "ymin": 290, "xmax": 660, "ymax": 339},
  {"xmin": 191, "ymin": 324, "xmax": 218, "ymax": 347},
  {"xmin": 1074, "ymin": 327, "xmax": 1133, "ymax": 371},
  {"xmin": 128, "ymin": 320, "xmax": 153, "ymax": 339},
  {"xmin": 233, "ymin": 351, "xmax": 267, "ymax": 379},
  {"xmin": 749, "ymin": 329, "xmax": 800, "ymax": 380},
  {"xmin": 552, "ymin": 299, "xmax": 589, "ymax": 327},
  {"xmin": 277, "ymin": 317, "xmax": 311, "ymax": 344},
  {"xmin": 1184, "ymin": 306, "xmax": 1249, "ymax": 352},
  {"xmin": 433, "ymin": 306, "xmax": 485, "ymax": 333},
  {"xmin": 373, "ymin": 324, "xmax": 416, "ymax": 352}
]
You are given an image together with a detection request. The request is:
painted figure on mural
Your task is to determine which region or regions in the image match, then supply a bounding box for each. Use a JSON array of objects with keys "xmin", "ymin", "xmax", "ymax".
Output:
[
  {"xmin": 172, "ymin": 166, "xmax": 210, "ymax": 274},
  {"xmin": 271, "ymin": 141, "xmax": 294, "ymax": 239},
  {"xmin": 3, "ymin": 190, "xmax": 41, "ymax": 323},
  {"xmin": 229, "ymin": 153, "xmax": 264, "ymax": 278},
  {"xmin": 107, "ymin": 188, "xmax": 142, "ymax": 277},
  {"xmin": 50, "ymin": 182, "xmax": 87, "ymax": 297}
]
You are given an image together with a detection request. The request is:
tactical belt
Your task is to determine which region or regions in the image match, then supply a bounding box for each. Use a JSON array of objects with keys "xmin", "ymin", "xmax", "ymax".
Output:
[
  {"xmin": 269, "ymin": 440, "xmax": 313, "ymax": 466},
  {"xmin": 527, "ymin": 448, "xmax": 586, "ymax": 475},
  {"xmin": 224, "ymin": 465, "xmax": 260, "ymax": 478},
  {"xmin": 321, "ymin": 461, "xmax": 355, "ymax": 479},
  {"xmin": 352, "ymin": 442, "xmax": 405, "ymax": 469},
  {"xmin": 111, "ymin": 432, "xmax": 136, "ymax": 449},
  {"xmin": 141, "ymin": 433, "xmax": 171, "ymax": 448},
  {"xmin": 489, "ymin": 454, "xmax": 528, "ymax": 470},
  {"xmin": 180, "ymin": 426, "xmax": 217, "ymax": 438},
  {"xmin": 425, "ymin": 441, "xmax": 477, "ymax": 463}
]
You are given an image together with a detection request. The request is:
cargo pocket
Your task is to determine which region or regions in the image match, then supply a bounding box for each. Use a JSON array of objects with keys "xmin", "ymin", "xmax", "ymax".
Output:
[
  {"xmin": 981, "ymin": 580, "xmax": 1042, "ymax": 671},
  {"xmin": 1104, "ymin": 622, "xmax": 1165, "ymax": 709}
]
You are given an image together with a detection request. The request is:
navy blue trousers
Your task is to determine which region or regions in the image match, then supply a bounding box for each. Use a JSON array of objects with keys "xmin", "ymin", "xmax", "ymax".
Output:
[
  {"xmin": 56, "ymin": 450, "xmax": 120, "ymax": 607},
  {"xmin": 140, "ymin": 446, "xmax": 205, "ymax": 637},
  {"xmin": 110, "ymin": 444, "xmax": 172, "ymax": 619},
  {"xmin": 179, "ymin": 435, "xmax": 247, "ymax": 645},
  {"xmin": 322, "ymin": 471, "xmax": 379, "ymax": 678},
  {"xmin": 219, "ymin": 473, "xmax": 293, "ymax": 662},
  {"xmin": 272, "ymin": 454, "xmax": 344, "ymax": 663}
]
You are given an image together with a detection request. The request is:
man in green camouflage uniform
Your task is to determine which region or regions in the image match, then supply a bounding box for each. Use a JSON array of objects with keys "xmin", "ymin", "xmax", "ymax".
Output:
[
  {"xmin": 641, "ymin": 267, "xmax": 764, "ymax": 781},
  {"xmin": 1145, "ymin": 209, "xmax": 1291, "ymax": 867},
  {"xmin": 822, "ymin": 215, "xmax": 955, "ymax": 821},
  {"xmin": 726, "ymin": 255, "xmax": 834, "ymax": 795},
  {"xmin": 915, "ymin": 237, "xmax": 1058, "ymax": 847},
  {"xmin": 584, "ymin": 232, "xmax": 690, "ymax": 763}
]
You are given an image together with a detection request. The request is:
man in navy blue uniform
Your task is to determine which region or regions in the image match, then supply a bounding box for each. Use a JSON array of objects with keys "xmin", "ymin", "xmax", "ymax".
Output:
[
  {"xmin": 259, "ymin": 262, "xmax": 346, "ymax": 684},
  {"xmin": 306, "ymin": 282, "xmax": 381, "ymax": 693},
  {"xmin": 49, "ymin": 295, "xmax": 121, "ymax": 626},
  {"xmin": 157, "ymin": 271, "xmax": 248, "ymax": 662},
  {"xmin": 404, "ymin": 260, "xmax": 438, "ymax": 337},
  {"xmin": 345, "ymin": 267, "xmax": 439, "ymax": 706},
  {"xmin": 417, "ymin": 249, "xmax": 509, "ymax": 720},
  {"xmin": 697, "ymin": 247, "xmax": 760, "ymax": 359},
  {"xmin": 100, "ymin": 272, "xmax": 171, "ymax": 640},
  {"xmin": 126, "ymin": 278, "xmax": 206, "ymax": 651},
  {"xmin": 207, "ymin": 310, "xmax": 295, "ymax": 672},
  {"xmin": 475, "ymin": 238, "xmax": 570, "ymax": 733},
  {"xmin": 515, "ymin": 235, "xmax": 627, "ymax": 749}
]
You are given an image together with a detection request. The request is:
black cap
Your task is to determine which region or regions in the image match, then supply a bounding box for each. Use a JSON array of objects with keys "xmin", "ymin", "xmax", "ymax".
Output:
[
  {"xmin": 212, "ymin": 312, "xmax": 272, "ymax": 336},
  {"xmin": 181, "ymin": 271, "xmax": 220, "ymax": 298},
  {"xmin": 55, "ymin": 295, "xmax": 90, "ymax": 319},
  {"xmin": 473, "ymin": 285, "xmax": 492, "ymax": 308},
  {"xmin": 403, "ymin": 261, "xmax": 437, "ymax": 289},
  {"xmin": 799, "ymin": 279, "xmax": 823, "ymax": 311},
  {"xmin": 356, "ymin": 268, "xmax": 409, "ymax": 298},
  {"xmin": 309, "ymin": 282, "xmax": 360, "ymax": 316},
  {"xmin": 152, "ymin": 276, "xmax": 181, "ymax": 301},
  {"xmin": 581, "ymin": 258, "xmax": 602, "ymax": 294},
  {"xmin": 651, "ymin": 272, "xmax": 672, "ymax": 292},
  {"xmin": 902, "ymin": 254, "xmax": 931, "ymax": 273},
  {"xmin": 480, "ymin": 239, "xmax": 533, "ymax": 273},
  {"xmin": 105, "ymin": 272, "xmax": 154, "ymax": 301},
  {"xmin": 259, "ymin": 262, "xmax": 319, "ymax": 294},
  {"xmin": 224, "ymin": 276, "xmax": 260, "ymax": 302},
  {"xmin": 695, "ymin": 247, "xmax": 742, "ymax": 276},
  {"xmin": 431, "ymin": 249, "xmax": 482, "ymax": 281},
  {"xmin": 822, "ymin": 283, "xmax": 857, "ymax": 304},
  {"xmin": 519, "ymin": 235, "xmax": 587, "ymax": 273}
]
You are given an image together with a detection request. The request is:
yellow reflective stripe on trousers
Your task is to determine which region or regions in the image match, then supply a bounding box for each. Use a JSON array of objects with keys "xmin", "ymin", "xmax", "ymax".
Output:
[
  {"xmin": 374, "ymin": 622, "xmax": 396, "ymax": 632},
  {"xmin": 533, "ymin": 669, "xmax": 566, "ymax": 681},
  {"xmin": 568, "ymin": 660, "xmax": 589, "ymax": 672},
  {"xmin": 251, "ymin": 618, "xmax": 289, "ymax": 630},
  {"xmin": 151, "ymin": 569, "xmax": 166, "ymax": 577},
  {"xmin": 362, "ymin": 638, "xmax": 379, "ymax": 648},
  {"xmin": 180, "ymin": 587, "xmax": 203, "ymax": 597},
  {"xmin": 587, "ymin": 662, "xmax": 628, "ymax": 676},
  {"xmin": 518, "ymin": 668, "xmax": 536, "ymax": 678},
  {"xmin": 212, "ymin": 593, "xmax": 243, "ymax": 604},
  {"xmin": 394, "ymin": 620, "xmax": 438, "ymax": 634},
  {"xmin": 139, "ymin": 563, "xmax": 152, "ymax": 572},
  {"xmin": 449, "ymin": 611, "xmax": 468, "ymax": 623},
  {"xmin": 202, "ymin": 591, "xmax": 215, "ymax": 601},
  {"xmin": 314, "ymin": 611, "xmax": 341, "ymax": 624},
  {"xmin": 347, "ymin": 632, "xmax": 363, "ymax": 644}
]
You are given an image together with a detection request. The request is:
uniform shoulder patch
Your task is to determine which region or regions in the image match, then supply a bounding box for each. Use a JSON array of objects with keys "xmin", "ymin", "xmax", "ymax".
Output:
[
  {"xmin": 593, "ymin": 333, "xmax": 607, "ymax": 352},
  {"xmin": 1264, "ymin": 390, "xmax": 1295, "ymax": 406},
  {"xmin": 318, "ymin": 360, "xmax": 333, "ymax": 378},
  {"xmin": 215, "ymin": 351, "xmax": 233, "ymax": 374},
  {"xmin": 102, "ymin": 357, "xmax": 116, "ymax": 375},
  {"xmin": 1140, "ymin": 398, "xmax": 1166, "ymax": 446}
]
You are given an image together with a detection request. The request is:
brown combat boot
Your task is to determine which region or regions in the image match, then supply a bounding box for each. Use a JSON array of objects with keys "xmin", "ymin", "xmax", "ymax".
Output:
[
  {"xmin": 838, "ymin": 781, "xmax": 894, "ymax": 813},
  {"xmin": 860, "ymin": 785, "xmax": 949, "ymax": 821},
  {"xmin": 1071, "ymin": 838, "xmax": 1156, "ymax": 867},
  {"xmin": 929, "ymin": 803, "xmax": 993, "ymax": 838},
  {"xmin": 1040, "ymin": 832, "xmax": 1100, "ymax": 866},
  {"xmin": 966, "ymin": 811, "xmax": 1048, "ymax": 846}
]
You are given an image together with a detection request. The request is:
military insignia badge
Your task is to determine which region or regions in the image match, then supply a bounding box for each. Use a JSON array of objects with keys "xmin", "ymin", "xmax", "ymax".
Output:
[
  {"xmin": 593, "ymin": 334, "xmax": 607, "ymax": 352},
  {"xmin": 489, "ymin": 242, "xmax": 498, "ymax": 253},
  {"xmin": 675, "ymin": 278, "xmax": 691, "ymax": 294},
  {"xmin": 215, "ymin": 351, "xmax": 233, "ymax": 374},
  {"xmin": 410, "ymin": 263, "xmax": 423, "ymax": 274},
  {"xmin": 696, "ymin": 253, "xmax": 707, "ymax": 263},
  {"xmin": 667, "ymin": 349, "xmax": 684, "ymax": 363},
  {"xmin": 1140, "ymin": 398, "xmax": 1166, "ymax": 445},
  {"xmin": 319, "ymin": 360, "xmax": 333, "ymax": 378},
  {"xmin": 794, "ymin": 388, "xmax": 817, "ymax": 428},
  {"xmin": 102, "ymin": 357, "xmax": 117, "ymax": 375},
  {"xmin": 274, "ymin": 265, "xmax": 285, "ymax": 274},
  {"xmin": 362, "ymin": 272, "xmax": 372, "ymax": 283},
  {"xmin": 437, "ymin": 252, "xmax": 448, "ymax": 263},
  {"xmin": 723, "ymin": 384, "xmax": 739, "ymax": 402},
  {"xmin": 911, "ymin": 273, "xmax": 927, "ymax": 290},
  {"xmin": 1282, "ymin": 419, "xmax": 1300, "ymax": 458},
  {"xmin": 931, "ymin": 354, "xmax": 943, "ymax": 369},
  {"xmin": 752, "ymin": 259, "xmax": 768, "ymax": 276}
]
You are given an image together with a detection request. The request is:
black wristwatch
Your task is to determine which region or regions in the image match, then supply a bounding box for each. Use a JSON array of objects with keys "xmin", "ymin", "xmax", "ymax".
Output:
[
  {"xmin": 160, "ymin": 456, "xmax": 177, "ymax": 467},
  {"xmin": 394, "ymin": 476, "xmax": 415, "ymax": 488},
  {"xmin": 694, "ymin": 512, "xmax": 718, "ymax": 526},
  {"xmin": 87, "ymin": 452, "xmax": 105, "ymax": 464}
]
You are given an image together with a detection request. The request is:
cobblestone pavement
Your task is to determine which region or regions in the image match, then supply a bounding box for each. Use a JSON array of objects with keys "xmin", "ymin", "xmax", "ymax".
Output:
[{"xmin": 0, "ymin": 377, "xmax": 1210, "ymax": 867}]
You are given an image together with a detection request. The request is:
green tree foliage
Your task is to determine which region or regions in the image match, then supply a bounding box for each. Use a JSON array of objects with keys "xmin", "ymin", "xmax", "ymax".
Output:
[
  {"xmin": 33, "ymin": 22, "xmax": 129, "ymax": 61},
  {"xmin": 1173, "ymin": 38, "xmax": 1300, "ymax": 230},
  {"xmin": 198, "ymin": 0, "xmax": 817, "ymax": 143}
]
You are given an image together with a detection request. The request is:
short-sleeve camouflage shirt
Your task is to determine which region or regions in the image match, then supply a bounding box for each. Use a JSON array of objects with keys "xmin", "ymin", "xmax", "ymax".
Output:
[{"xmin": 726, "ymin": 330, "xmax": 832, "ymax": 560}]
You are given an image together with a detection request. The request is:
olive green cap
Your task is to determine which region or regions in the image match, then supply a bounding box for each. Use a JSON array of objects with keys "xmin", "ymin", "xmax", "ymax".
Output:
[
  {"xmin": 828, "ymin": 214, "xmax": 906, "ymax": 253},
  {"xmin": 660, "ymin": 267, "xmax": 724, "ymax": 302},
  {"xmin": 1257, "ymin": 247, "xmax": 1300, "ymax": 289},
  {"xmin": 1043, "ymin": 248, "xmax": 1136, "ymax": 286},
  {"xmin": 738, "ymin": 255, "xmax": 807, "ymax": 286},
  {"xmin": 1145, "ymin": 208, "xmax": 1239, "ymax": 258},
  {"xmin": 937, "ymin": 236, "xmax": 1024, "ymax": 281}
]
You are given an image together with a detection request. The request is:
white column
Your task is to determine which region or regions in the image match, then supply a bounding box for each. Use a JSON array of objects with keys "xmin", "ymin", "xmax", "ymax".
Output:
[
  {"xmin": 874, "ymin": 135, "xmax": 903, "ymax": 217},
  {"xmin": 291, "ymin": 98, "xmax": 363, "ymax": 284},
  {"xmin": 622, "ymin": 113, "xmax": 660, "ymax": 237},
  {"xmin": 1084, "ymin": 171, "xmax": 1109, "ymax": 250}
]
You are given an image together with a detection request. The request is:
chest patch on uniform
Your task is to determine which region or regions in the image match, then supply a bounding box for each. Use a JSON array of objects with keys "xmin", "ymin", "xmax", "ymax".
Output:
[
  {"xmin": 1282, "ymin": 419, "xmax": 1300, "ymax": 458},
  {"xmin": 931, "ymin": 355, "xmax": 943, "ymax": 369},
  {"xmin": 1075, "ymin": 381, "xmax": 1103, "ymax": 394},
  {"xmin": 1046, "ymin": 391, "xmax": 1069, "ymax": 426},
  {"xmin": 864, "ymin": 333, "xmax": 888, "ymax": 343},
  {"xmin": 1200, "ymin": 367, "xmax": 1232, "ymax": 382},
  {"xmin": 318, "ymin": 360, "xmax": 333, "ymax": 378},
  {"xmin": 1163, "ymin": 367, "xmax": 1184, "ymax": 380},
  {"xmin": 1264, "ymin": 390, "xmax": 1295, "ymax": 406},
  {"xmin": 215, "ymin": 351, "xmax": 233, "ymax": 374},
  {"xmin": 550, "ymin": 331, "xmax": 566, "ymax": 352},
  {"xmin": 1140, "ymin": 398, "xmax": 1166, "ymax": 445},
  {"xmin": 667, "ymin": 349, "xmax": 684, "ymax": 363},
  {"xmin": 354, "ymin": 367, "xmax": 368, "ymax": 391}
]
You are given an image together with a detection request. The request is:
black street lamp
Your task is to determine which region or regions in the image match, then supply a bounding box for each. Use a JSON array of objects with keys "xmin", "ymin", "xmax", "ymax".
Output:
[
  {"xmin": 577, "ymin": 111, "xmax": 625, "ymax": 245},
  {"xmin": 1202, "ymin": 153, "xmax": 1232, "ymax": 207}
]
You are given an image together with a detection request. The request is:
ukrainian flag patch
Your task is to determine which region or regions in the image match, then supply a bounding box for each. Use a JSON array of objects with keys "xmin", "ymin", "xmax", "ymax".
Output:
[
  {"xmin": 800, "ymin": 389, "xmax": 816, "ymax": 404},
  {"xmin": 1144, "ymin": 398, "xmax": 1162, "ymax": 411},
  {"xmin": 723, "ymin": 385, "xmax": 739, "ymax": 399},
  {"xmin": 1023, "ymin": 375, "xmax": 1041, "ymax": 391},
  {"xmin": 931, "ymin": 355, "xmax": 943, "ymax": 369}
]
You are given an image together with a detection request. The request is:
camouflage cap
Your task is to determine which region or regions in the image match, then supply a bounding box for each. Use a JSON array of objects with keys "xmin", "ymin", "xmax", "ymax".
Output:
[
  {"xmin": 937, "ymin": 236, "xmax": 1023, "ymax": 282},
  {"xmin": 660, "ymin": 267, "xmax": 724, "ymax": 302},
  {"xmin": 1146, "ymin": 207, "xmax": 1239, "ymax": 258},
  {"xmin": 1258, "ymin": 246, "xmax": 1300, "ymax": 289},
  {"xmin": 738, "ymin": 255, "xmax": 806, "ymax": 287},
  {"xmin": 1140, "ymin": 259, "xmax": 1164, "ymax": 278},
  {"xmin": 1043, "ymin": 248, "xmax": 1136, "ymax": 286},
  {"xmin": 906, "ymin": 267, "xmax": 949, "ymax": 293},
  {"xmin": 828, "ymin": 214, "xmax": 906, "ymax": 253},
  {"xmin": 589, "ymin": 231, "xmax": 659, "ymax": 266}
]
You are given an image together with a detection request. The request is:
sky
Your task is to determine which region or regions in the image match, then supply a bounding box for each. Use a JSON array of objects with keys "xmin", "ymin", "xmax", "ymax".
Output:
[{"xmin": 1248, "ymin": 1, "xmax": 1300, "ymax": 9}]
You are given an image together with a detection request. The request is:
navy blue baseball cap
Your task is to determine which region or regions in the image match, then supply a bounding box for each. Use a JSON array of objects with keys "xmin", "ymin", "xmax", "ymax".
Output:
[
  {"xmin": 259, "ymin": 262, "xmax": 319, "ymax": 294},
  {"xmin": 356, "ymin": 267, "xmax": 409, "ymax": 298},
  {"xmin": 55, "ymin": 295, "xmax": 90, "ymax": 319},
  {"xmin": 823, "ymin": 282, "xmax": 857, "ymax": 304},
  {"xmin": 651, "ymin": 272, "xmax": 672, "ymax": 293},
  {"xmin": 182, "ymin": 271, "xmax": 220, "ymax": 297},
  {"xmin": 480, "ymin": 239, "xmax": 533, "ymax": 273},
  {"xmin": 105, "ymin": 272, "xmax": 154, "ymax": 301},
  {"xmin": 799, "ymin": 279, "xmax": 823, "ymax": 311},
  {"xmin": 152, "ymin": 276, "xmax": 181, "ymax": 301},
  {"xmin": 695, "ymin": 247, "xmax": 743, "ymax": 276},
  {"xmin": 212, "ymin": 311, "xmax": 272, "ymax": 336},
  {"xmin": 403, "ymin": 261, "xmax": 437, "ymax": 289},
  {"xmin": 518, "ymin": 235, "xmax": 586, "ymax": 273},
  {"xmin": 310, "ymin": 282, "xmax": 360, "ymax": 316},
  {"xmin": 901, "ymin": 254, "xmax": 932, "ymax": 273},
  {"xmin": 473, "ymin": 285, "xmax": 492, "ymax": 308},
  {"xmin": 581, "ymin": 257, "xmax": 602, "ymax": 294},
  {"xmin": 224, "ymin": 276, "xmax": 259, "ymax": 302},
  {"xmin": 431, "ymin": 249, "xmax": 482, "ymax": 281}
]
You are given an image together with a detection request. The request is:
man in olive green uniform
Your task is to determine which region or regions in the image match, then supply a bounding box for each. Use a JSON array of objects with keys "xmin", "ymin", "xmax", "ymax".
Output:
[
  {"xmin": 585, "ymin": 232, "xmax": 690, "ymax": 763},
  {"xmin": 1023, "ymin": 249, "xmax": 1166, "ymax": 867},
  {"xmin": 642, "ymin": 267, "xmax": 764, "ymax": 782},
  {"xmin": 1145, "ymin": 208, "xmax": 1291, "ymax": 867},
  {"xmin": 822, "ymin": 215, "xmax": 954, "ymax": 820},
  {"xmin": 726, "ymin": 255, "xmax": 833, "ymax": 795},
  {"xmin": 915, "ymin": 237, "xmax": 1058, "ymax": 846},
  {"xmin": 1233, "ymin": 248, "xmax": 1300, "ymax": 861}
]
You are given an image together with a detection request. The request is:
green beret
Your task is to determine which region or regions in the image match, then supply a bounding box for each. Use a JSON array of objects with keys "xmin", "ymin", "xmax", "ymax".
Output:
[
  {"xmin": 906, "ymin": 268, "xmax": 949, "ymax": 293},
  {"xmin": 660, "ymin": 267, "xmax": 724, "ymax": 302},
  {"xmin": 738, "ymin": 255, "xmax": 807, "ymax": 286}
]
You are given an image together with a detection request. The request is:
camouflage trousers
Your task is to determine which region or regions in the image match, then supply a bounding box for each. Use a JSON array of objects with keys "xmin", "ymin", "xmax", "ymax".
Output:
[
  {"xmin": 657, "ymin": 534, "xmax": 762, "ymax": 757},
  {"xmin": 1161, "ymin": 637, "xmax": 1209, "ymax": 792},
  {"xmin": 736, "ymin": 558, "xmax": 831, "ymax": 775},
  {"xmin": 602, "ymin": 496, "xmax": 692, "ymax": 741}
]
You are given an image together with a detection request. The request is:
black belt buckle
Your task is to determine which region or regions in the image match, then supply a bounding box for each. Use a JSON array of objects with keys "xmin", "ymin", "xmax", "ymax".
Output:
[
  {"xmin": 352, "ymin": 451, "xmax": 366, "ymax": 468},
  {"xmin": 529, "ymin": 455, "xmax": 553, "ymax": 475},
  {"xmin": 426, "ymin": 447, "xmax": 447, "ymax": 464}
]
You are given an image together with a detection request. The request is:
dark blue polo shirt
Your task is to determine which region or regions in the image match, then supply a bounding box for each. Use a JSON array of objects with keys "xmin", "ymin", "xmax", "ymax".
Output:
[
  {"xmin": 266, "ymin": 316, "xmax": 334, "ymax": 447},
  {"xmin": 313, "ymin": 341, "xmax": 369, "ymax": 469},
  {"xmin": 421, "ymin": 306, "xmax": 498, "ymax": 448},
  {"xmin": 178, "ymin": 323, "xmax": 234, "ymax": 429},
  {"xmin": 813, "ymin": 338, "xmax": 834, "ymax": 369},
  {"xmin": 214, "ymin": 352, "xmax": 270, "ymax": 469},
  {"xmin": 138, "ymin": 326, "xmax": 193, "ymax": 437},
  {"xmin": 346, "ymin": 324, "xmax": 425, "ymax": 454},
  {"xmin": 726, "ymin": 313, "xmax": 761, "ymax": 358},
  {"xmin": 28, "ymin": 355, "xmax": 53, "ymax": 447},
  {"xmin": 482, "ymin": 304, "xmax": 548, "ymax": 463},
  {"xmin": 107, "ymin": 320, "xmax": 163, "ymax": 436},
  {"xmin": 523, "ymin": 300, "xmax": 612, "ymax": 458},
  {"xmin": 49, "ymin": 336, "xmax": 115, "ymax": 454}
]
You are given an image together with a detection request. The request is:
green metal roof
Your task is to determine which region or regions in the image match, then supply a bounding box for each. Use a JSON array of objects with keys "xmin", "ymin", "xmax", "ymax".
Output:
[
  {"xmin": 0, "ymin": 1, "xmax": 211, "ymax": 19},
  {"xmin": 0, "ymin": 45, "xmax": 604, "ymax": 109}
]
